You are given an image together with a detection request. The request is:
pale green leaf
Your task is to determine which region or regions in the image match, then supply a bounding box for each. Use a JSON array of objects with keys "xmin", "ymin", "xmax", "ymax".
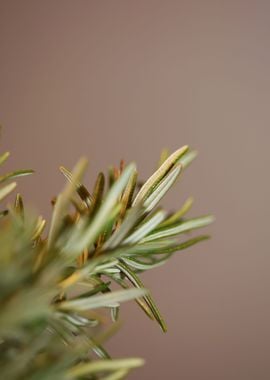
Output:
[
  {"xmin": 58, "ymin": 287, "xmax": 148, "ymax": 311},
  {"xmin": 65, "ymin": 163, "xmax": 136, "ymax": 253},
  {"xmin": 0, "ymin": 151, "xmax": 10, "ymax": 166},
  {"xmin": 0, "ymin": 182, "xmax": 17, "ymax": 201},
  {"xmin": 157, "ymin": 148, "xmax": 169, "ymax": 168},
  {"xmin": 179, "ymin": 150, "xmax": 198, "ymax": 168},
  {"xmin": 48, "ymin": 157, "xmax": 88, "ymax": 247},
  {"xmin": 60, "ymin": 165, "xmax": 93, "ymax": 208},
  {"xmin": 123, "ymin": 209, "xmax": 166, "ymax": 245},
  {"xmin": 116, "ymin": 261, "xmax": 167, "ymax": 332},
  {"xmin": 0, "ymin": 169, "xmax": 34, "ymax": 183},
  {"xmin": 89, "ymin": 172, "xmax": 105, "ymax": 215},
  {"xmin": 142, "ymin": 215, "xmax": 214, "ymax": 243},
  {"xmin": 66, "ymin": 358, "xmax": 144, "ymax": 379},
  {"xmin": 133, "ymin": 145, "xmax": 188, "ymax": 205},
  {"xmin": 160, "ymin": 196, "xmax": 194, "ymax": 227},
  {"xmin": 143, "ymin": 165, "xmax": 181, "ymax": 213},
  {"xmin": 102, "ymin": 205, "xmax": 144, "ymax": 249}
]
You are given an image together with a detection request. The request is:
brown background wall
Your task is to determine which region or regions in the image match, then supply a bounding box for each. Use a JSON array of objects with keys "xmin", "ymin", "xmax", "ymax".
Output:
[{"xmin": 1, "ymin": 1, "xmax": 270, "ymax": 379}]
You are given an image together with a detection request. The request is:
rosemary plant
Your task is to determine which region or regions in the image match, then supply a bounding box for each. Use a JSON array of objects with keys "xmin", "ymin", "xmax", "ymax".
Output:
[{"xmin": 0, "ymin": 146, "xmax": 213, "ymax": 379}]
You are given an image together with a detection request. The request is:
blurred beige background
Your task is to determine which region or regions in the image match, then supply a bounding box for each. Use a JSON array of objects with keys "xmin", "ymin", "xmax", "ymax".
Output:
[{"xmin": 1, "ymin": 1, "xmax": 270, "ymax": 379}]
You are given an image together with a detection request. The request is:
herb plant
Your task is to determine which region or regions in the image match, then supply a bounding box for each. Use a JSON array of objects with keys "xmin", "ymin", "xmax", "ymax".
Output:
[{"xmin": 0, "ymin": 145, "xmax": 213, "ymax": 379}]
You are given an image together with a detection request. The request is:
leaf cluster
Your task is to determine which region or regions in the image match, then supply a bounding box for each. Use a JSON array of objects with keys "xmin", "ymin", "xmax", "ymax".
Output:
[{"xmin": 0, "ymin": 146, "xmax": 213, "ymax": 379}]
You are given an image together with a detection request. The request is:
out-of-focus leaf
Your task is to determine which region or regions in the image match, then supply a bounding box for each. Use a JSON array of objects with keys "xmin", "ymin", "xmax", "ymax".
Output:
[
  {"xmin": 66, "ymin": 358, "xmax": 144, "ymax": 379},
  {"xmin": 32, "ymin": 216, "xmax": 46, "ymax": 240},
  {"xmin": 89, "ymin": 172, "xmax": 105, "ymax": 215},
  {"xmin": 111, "ymin": 306, "xmax": 120, "ymax": 322},
  {"xmin": 0, "ymin": 182, "xmax": 17, "ymax": 201},
  {"xmin": 157, "ymin": 148, "xmax": 169, "ymax": 168},
  {"xmin": 60, "ymin": 165, "xmax": 93, "ymax": 208},
  {"xmin": 0, "ymin": 169, "xmax": 34, "ymax": 183},
  {"xmin": 179, "ymin": 150, "xmax": 198, "ymax": 168},
  {"xmin": 14, "ymin": 193, "xmax": 24, "ymax": 217},
  {"xmin": 160, "ymin": 196, "xmax": 194, "ymax": 227},
  {"xmin": 0, "ymin": 209, "xmax": 8, "ymax": 218},
  {"xmin": 0, "ymin": 151, "xmax": 10, "ymax": 166},
  {"xmin": 101, "ymin": 368, "xmax": 130, "ymax": 380}
]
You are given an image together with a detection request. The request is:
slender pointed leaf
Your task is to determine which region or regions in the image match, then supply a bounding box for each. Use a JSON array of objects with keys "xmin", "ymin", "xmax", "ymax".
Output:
[
  {"xmin": 0, "ymin": 169, "xmax": 34, "ymax": 183},
  {"xmin": 103, "ymin": 205, "xmax": 144, "ymax": 249},
  {"xmin": 58, "ymin": 287, "xmax": 148, "ymax": 311},
  {"xmin": 142, "ymin": 215, "xmax": 214, "ymax": 243},
  {"xmin": 123, "ymin": 209, "xmax": 166, "ymax": 245},
  {"xmin": 133, "ymin": 145, "xmax": 188, "ymax": 205},
  {"xmin": 116, "ymin": 261, "xmax": 167, "ymax": 332},
  {"xmin": 160, "ymin": 196, "xmax": 194, "ymax": 227},
  {"xmin": 60, "ymin": 165, "xmax": 93, "ymax": 208},
  {"xmin": 0, "ymin": 182, "xmax": 17, "ymax": 201},
  {"xmin": 0, "ymin": 151, "xmax": 10, "ymax": 166},
  {"xmin": 65, "ymin": 163, "xmax": 136, "ymax": 252},
  {"xmin": 157, "ymin": 148, "xmax": 169, "ymax": 168},
  {"xmin": 89, "ymin": 172, "xmax": 105, "ymax": 215},
  {"xmin": 143, "ymin": 165, "xmax": 181, "ymax": 213},
  {"xmin": 179, "ymin": 150, "xmax": 198, "ymax": 168},
  {"xmin": 48, "ymin": 157, "xmax": 88, "ymax": 247},
  {"xmin": 66, "ymin": 358, "xmax": 144, "ymax": 379}
]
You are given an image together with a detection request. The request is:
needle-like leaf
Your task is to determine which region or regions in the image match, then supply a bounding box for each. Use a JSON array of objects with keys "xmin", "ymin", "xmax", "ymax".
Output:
[
  {"xmin": 64, "ymin": 163, "xmax": 136, "ymax": 253},
  {"xmin": 160, "ymin": 196, "xmax": 194, "ymax": 227},
  {"xmin": 142, "ymin": 215, "xmax": 214, "ymax": 243},
  {"xmin": 0, "ymin": 151, "xmax": 10, "ymax": 166},
  {"xmin": 143, "ymin": 164, "xmax": 181, "ymax": 213},
  {"xmin": 117, "ymin": 261, "xmax": 167, "ymax": 332},
  {"xmin": 179, "ymin": 150, "xmax": 198, "ymax": 168},
  {"xmin": 0, "ymin": 169, "xmax": 34, "ymax": 183},
  {"xmin": 66, "ymin": 358, "xmax": 144, "ymax": 379},
  {"xmin": 0, "ymin": 182, "xmax": 17, "ymax": 201},
  {"xmin": 58, "ymin": 287, "xmax": 148, "ymax": 311},
  {"xmin": 133, "ymin": 145, "xmax": 188, "ymax": 205},
  {"xmin": 60, "ymin": 165, "xmax": 93, "ymax": 208},
  {"xmin": 48, "ymin": 157, "xmax": 88, "ymax": 247},
  {"xmin": 123, "ymin": 209, "xmax": 166, "ymax": 245}
]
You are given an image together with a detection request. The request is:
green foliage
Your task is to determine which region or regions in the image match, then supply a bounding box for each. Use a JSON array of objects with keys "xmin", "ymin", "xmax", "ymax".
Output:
[{"xmin": 0, "ymin": 146, "xmax": 213, "ymax": 379}]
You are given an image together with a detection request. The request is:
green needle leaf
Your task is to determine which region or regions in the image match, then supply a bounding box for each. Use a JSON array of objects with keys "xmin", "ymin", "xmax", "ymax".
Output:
[
  {"xmin": 143, "ymin": 164, "xmax": 181, "ymax": 213},
  {"xmin": 133, "ymin": 145, "xmax": 188, "ymax": 205},
  {"xmin": 48, "ymin": 157, "xmax": 88, "ymax": 248},
  {"xmin": 123, "ymin": 209, "xmax": 166, "ymax": 244},
  {"xmin": 0, "ymin": 169, "xmax": 34, "ymax": 183},
  {"xmin": 58, "ymin": 287, "xmax": 148, "ymax": 311},
  {"xmin": 142, "ymin": 215, "xmax": 215, "ymax": 243},
  {"xmin": 160, "ymin": 196, "xmax": 194, "ymax": 227},
  {"xmin": 0, "ymin": 151, "xmax": 10, "ymax": 166},
  {"xmin": 179, "ymin": 150, "xmax": 198, "ymax": 168},
  {"xmin": 0, "ymin": 182, "xmax": 17, "ymax": 201},
  {"xmin": 64, "ymin": 163, "xmax": 137, "ymax": 253},
  {"xmin": 117, "ymin": 261, "xmax": 167, "ymax": 332},
  {"xmin": 66, "ymin": 358, "xmax": 144, "ymax": 379},
  {"xmin": 60, "ymin": 165, "xmax": 93, "ymax": 208},
  {"xmin": 89, "ymin": 172, "xmax": 105, "ymax": 215}
]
